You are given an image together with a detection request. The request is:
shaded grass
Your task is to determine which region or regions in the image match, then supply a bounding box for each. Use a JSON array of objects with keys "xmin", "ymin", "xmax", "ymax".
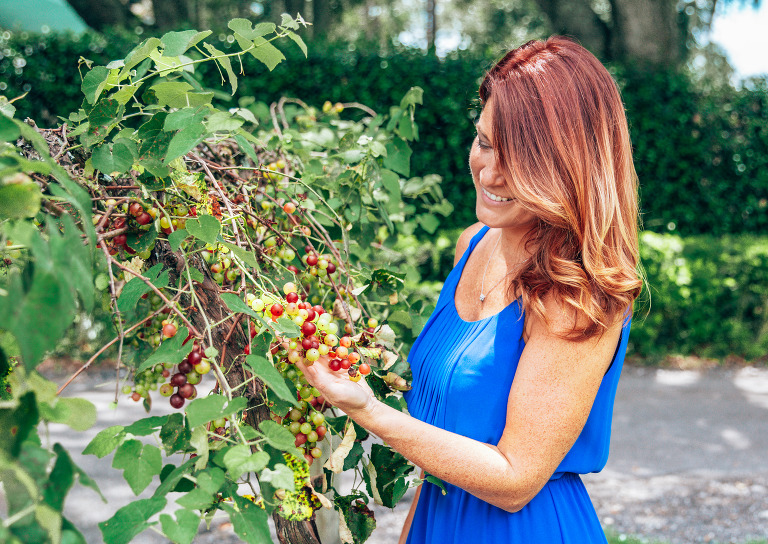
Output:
[{"xmin": 606, "ymin": 532, "xmax": 767, "ymax": 544}]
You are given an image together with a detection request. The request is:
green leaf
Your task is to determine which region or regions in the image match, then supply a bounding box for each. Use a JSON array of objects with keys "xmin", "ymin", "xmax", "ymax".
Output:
[
  {"xmin": 159, "ymin": 413, "xmax": 191, "ymax": 455},
  {"xmin": 343, "ymin": 441, "xmax": 365, "ymax": 471},
  {"xmin": 235, "ymin": 133, "xmax": 260, "ymax": 163},
  {"xmin": 241, "ymin": 36, "xmax": 285, "ymax": 71},
  {"xmin": 99, "ymin": 497, "xmax": 166, "ymax": 544},
  {"xmin": 383, "ymin": 137, "xmax": 411, "ymax": 176},
  {"xmin": 220, "ymin": 495, "xmax": 272, "ymax": 544},
  {"xmin": 136, "ymin": 327, "xmax": 193, "ymax": 373},
  {"xmin": 81, "ymin": 66, "xmax": 110, "ymax": 104},
  {"xmin": 92, "ymin": 141, "xmax": 134, "ymax": 176},
  {"xmin": 335, "ymin": 493, "xmax": 376, "ymax": 544},
  {"xmin": 125, "ymin": 226, "xmax": 157, "ymax": 253},
  {"xmin": 161, "ymin": 29, "xmax": 212, "ymax": 56},
  {"xmin": 42, "ymin": 397, "xmax": 97, "ymax": 431},
  {"xmin": 0, "ymin": 113, "xmax": 20, "ymax": 140},
  {"xmin": 0, "ymin": 182, "xmax": 42, "ymax": 219},
  {"xmin": 123, "ymin": 415, "xmax": 170, "ymax": 436},
  {"xmin": 168, "ymin": 229, "xmax": 188, "ymax": 252},
  {"xmin": 367, "ymin": 444, "xmax": 414, "ymax": 508},
  {"xmin": 228, "ymin": 19, "xmax": 275, "ymax": 40},
  {"xmin": 165, "ymin": 124, "xmax": 207, "ymax": 163},
  {"xmin": 186, "ymin": 394, "xmax": 247, "ymax": 428},
  {"xmin": 48, "ymin": 213, "xmax": 95, "ymax": 312},
  {"xmin": 400, "ymin": 87, "xmax": 424, "ymax": 108},
  {"xmin": 112, "ymin": 439, "xmax": 162, "ymax": 495},
  {"xmin": 83, "ymin": 425, "xmax": 125, "ymax": 458},
  {"xmin": 120, "ymin": 37, "xmax": 162, "ymax": 78},
  {"xmin": 221, "ymin": 242, "xmax": 258, "ymax": 268},
  {"xmin": 259, "ymin": 464, "xmax": 295, "ymax": 491},
  {"xmin": 223, "ymin": 444, "xmax": 269, "ymax": 479},
  {"xmin": 244, "ymin": 355, "xmax": 297, "ymax": 405},
  {"xmin": 175, "ymin": 467, "xmax": 225, "ymax": 510},
  {"xmin": 117, "ymin": 263, "xmax": 169, "ymax": 315},
  {"xmin": 154, "ymin": 458, "xmax": 196, "ymax": 497},
  {"xmin": 285, "ymin": 30, "xmax": 307, "ymax": 57},
  {"xmin": 418, "ymin": 213, "xmax": 440, "ymax": 234},
  {"xmin": 185, "ymin": 214, "xmax": 221, "ymax": 245},
  {"xmin": 206, "ymin": 111, "xmax": 244, "ymax": 133},
  {"xmin": 221, "ymin": 292, "xmax": 260, "ymax": 320},
  {"xmin": 258, "ymin": 420, "xmax": 299, "ymax": 452},
  {"xmin": 424, "ymin": 473, "xmax": 447, "ymax": 495},
  {"xmin": 165, "ymin": 108, "xmax": 206, "ymax": 131},
  {"xmin": 110, "ymin": 83, "xmax": 140, "ymax": 105},
  {"xmin": 159, "ymin": 509, "xmax": 200, "ymax": 544},
  {"xmin": 203, "ymin": 43, "xmax": 238, "ymax": 95},
  {"xmin": 151, "ymin": 82, "xmax": 213, "ymax": 110},
  {"xmin": 273, "ymin": 317, "xmax": 301, "ymax": 338}
]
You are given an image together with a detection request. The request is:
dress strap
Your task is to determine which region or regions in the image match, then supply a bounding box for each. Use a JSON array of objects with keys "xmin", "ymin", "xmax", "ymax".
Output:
[{"xmin": 433, "ymin": 226, "xmax": 490, "ymax": 311}]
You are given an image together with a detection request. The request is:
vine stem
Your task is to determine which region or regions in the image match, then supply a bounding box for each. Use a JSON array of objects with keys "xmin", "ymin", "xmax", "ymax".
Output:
[
  {"xmin": 99, "ymin": 240, "xmax": 126, "ymax": 403},
  {"xmin": 56, "ymin": 303, "xmax": 172, "ymax": 396},
  {"xmin": 106, "ymin": 254, "xmax": 202, "ymax": 338}
]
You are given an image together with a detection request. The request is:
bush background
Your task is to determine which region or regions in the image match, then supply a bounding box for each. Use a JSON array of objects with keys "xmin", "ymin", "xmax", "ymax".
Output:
[{"xmin": 2, "ymin": 29, "xmax": 767, "ymax": 362}]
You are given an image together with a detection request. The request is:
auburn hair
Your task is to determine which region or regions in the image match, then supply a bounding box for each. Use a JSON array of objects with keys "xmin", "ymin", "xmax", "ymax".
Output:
[{"xmin": 479, "ymin": 36, "xmax": 643, "ymax": 339}]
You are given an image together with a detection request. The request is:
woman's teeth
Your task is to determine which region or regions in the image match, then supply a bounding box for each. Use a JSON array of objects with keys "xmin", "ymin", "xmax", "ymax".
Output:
[{"xmin": 482, "ymin": 187, "xmax": 513, "ymax": 202}]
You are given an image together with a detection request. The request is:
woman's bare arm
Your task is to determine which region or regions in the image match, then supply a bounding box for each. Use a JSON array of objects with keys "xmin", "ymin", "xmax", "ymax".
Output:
[{"xmin": 297, "ymin": 298, "xmax": 623, "ymax": 513}]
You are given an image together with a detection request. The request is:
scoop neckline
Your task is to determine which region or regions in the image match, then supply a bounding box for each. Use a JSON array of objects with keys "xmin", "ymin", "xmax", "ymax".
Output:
[{"xmin": 451, "ymin": 226, "xmax": 523, "ymax": 324}]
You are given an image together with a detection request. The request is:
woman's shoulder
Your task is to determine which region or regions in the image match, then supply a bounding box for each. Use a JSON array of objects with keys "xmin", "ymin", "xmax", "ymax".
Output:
[{"xmin": 453, "ymin": 222, "xmax": 486, "ymax": 266}]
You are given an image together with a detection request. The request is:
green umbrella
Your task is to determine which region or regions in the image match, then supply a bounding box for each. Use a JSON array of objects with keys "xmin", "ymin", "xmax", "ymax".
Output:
[{"xmin": 0, "ymin": 0, "xmax": 88, "ymax": 33}]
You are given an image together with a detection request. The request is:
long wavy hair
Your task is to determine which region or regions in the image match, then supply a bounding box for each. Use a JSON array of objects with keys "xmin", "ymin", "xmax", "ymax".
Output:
[{"xmin": 479, "ymin": 36, "xmax": 643, "ymax": 339}]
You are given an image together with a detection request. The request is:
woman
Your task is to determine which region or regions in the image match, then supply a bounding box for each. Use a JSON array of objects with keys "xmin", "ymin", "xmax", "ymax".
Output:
[{"xmin": 298, "ymin": 36, "xmax": 643, "ymax": 543}]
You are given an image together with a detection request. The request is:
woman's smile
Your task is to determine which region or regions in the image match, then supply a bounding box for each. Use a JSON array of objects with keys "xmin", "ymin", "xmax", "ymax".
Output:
[{"xmin": 480, "ymin": 185, "xmax": 514, "ymax": 203}]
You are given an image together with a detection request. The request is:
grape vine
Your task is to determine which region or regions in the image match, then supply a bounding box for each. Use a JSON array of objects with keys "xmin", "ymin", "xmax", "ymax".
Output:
[{"xmin": 0, "ymin": 14, "xmax": 453, "ymax": 544}]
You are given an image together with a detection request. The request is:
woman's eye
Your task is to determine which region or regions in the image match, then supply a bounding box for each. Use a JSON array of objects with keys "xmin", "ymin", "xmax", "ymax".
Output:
[{"xmin": 477, "ymin": 139, "xmax": 492, "ymax": 150}]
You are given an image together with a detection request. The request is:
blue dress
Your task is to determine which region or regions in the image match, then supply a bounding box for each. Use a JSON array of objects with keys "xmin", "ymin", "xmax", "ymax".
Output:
[{"xmin": 403, "ymin": 226, "xmax": 630, "ymax": 544}]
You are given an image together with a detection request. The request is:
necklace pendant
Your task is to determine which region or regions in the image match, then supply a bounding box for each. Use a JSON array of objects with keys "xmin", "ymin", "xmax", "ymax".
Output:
[{"xmin": 479, "ymin": 293, "xmax": 486, "ymax": 302}]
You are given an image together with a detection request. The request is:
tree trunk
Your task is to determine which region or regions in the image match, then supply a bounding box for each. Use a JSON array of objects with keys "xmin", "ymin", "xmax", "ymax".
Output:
[
  {"xmin": 312, "ymin": 0, "xmax": 334, "ymax": 38},
  {"xmin": 153, "ymin": 0, "xmax": 191, "ymax": 30},
  {"xmin": 611, "ymin": 0, "xmax": 682, "ymax": 67},
  {"xmin": 155, "ymin": 243, "xmax": 322, "ymax": 544},
  {"xmin": 67, "ymin": 0, "xmax": 137, "ymax": 30},
  {"xmin": 426, "ymin": 0, "xmax": 437, "ymax": 53},
  {"xmin": 285, "ymin": 0, "xmax": 305, "ymax": 19},
  {"xmin": 531, "ymin": 0, "xmax": 611, "ymax": 60}
]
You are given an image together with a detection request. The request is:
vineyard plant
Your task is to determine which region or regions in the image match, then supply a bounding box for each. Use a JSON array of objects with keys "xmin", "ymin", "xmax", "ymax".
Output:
[{"xmin": 0, "ymin": 15, "xmax": 454, "ymax": 544}]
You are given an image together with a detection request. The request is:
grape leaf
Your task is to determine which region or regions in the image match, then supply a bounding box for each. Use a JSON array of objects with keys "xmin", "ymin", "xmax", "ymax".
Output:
[
  {"xmin": 99, "ymin": 497, "xmax": 166, "ymax": 544},
  {"xmin": 185, "ymin": 394, "xmax": 247, "ymax": 428},
  {"xmin": 185, "ymin": 214, "xmax": 221, "ymax": 245},
  {"xmin": 223, "ymin": 444, "xmax": 269, "ymax": 479},
  {"xmin": 159, "ymin": 509, "xmax": 200, "ymax": 544},
  {"xmin": 159, "ymin": 413, "xmax": 191, "ymax": 455},
  {"xmin": 81, "ymin": 66, "xmax": 110, "ymax": 104},
  {"xmin": 117, "ymin": 263, "xmax": 169, "ymax": 315},
  {"xmin": 92, "ymin": 141, "xmax": 133, "ymax": 175},
  {"xmin": 165, "ymin": 123, "xmax": 207, "ymax": 163},
  {"xmin": 112, "ymin": 440, "xmax": 162, "ymax": 495},
  {"xmin": 175, "ymin": 467, "xmax": 225, "ymax": 510},
  {"xmin": 168, "ymin": 229, "xmax": 188, "ymax": 252},
  {"xmin": 203, "ymin": 43, "xmax": 238, "ymax": 95},
  {"xmin": 383, "ymin": 137, "xmax": 411, "ymax": 176},
  {"xmin": 83, "ymin": 426, "xmax": 126, "ymax": 459},
  {"xmin": 160, "ymin": 29, "xmax": 212, "ymax": 56},
  {"xmin": 244, "ymin": 355, "xmax": 297, "ymax": 405},
  {"xmin": 259, "ymin": 464, "xmax": 295, "ymax": 491},
  {"xmin": 220, "ymin": 495, "xmax": 271, "ymax": 544},
  {"xmin": 221, "ymin": 242, "xmax": 258, "ymax": 268},
  {"xmin": 135, "ymin": 327, "xmax": 193, "ymax": 373},
  {"xmin": 124, "ymin": 415, "xmax": 170, "ymax": 436}
]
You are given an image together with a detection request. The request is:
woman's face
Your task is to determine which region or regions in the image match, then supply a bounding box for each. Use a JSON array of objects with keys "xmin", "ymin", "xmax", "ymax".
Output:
[{"xmin": 470, "ymin": 102, "xmax": 536, "ymax": 231}]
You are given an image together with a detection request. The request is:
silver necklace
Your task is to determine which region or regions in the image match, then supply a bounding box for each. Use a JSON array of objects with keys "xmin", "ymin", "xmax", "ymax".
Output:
[{"xmin": 479, "ymin": 232, "xmax": 528, "ymax": 302}]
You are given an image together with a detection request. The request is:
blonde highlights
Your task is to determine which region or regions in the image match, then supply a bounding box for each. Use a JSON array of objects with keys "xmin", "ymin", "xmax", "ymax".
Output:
[{"xmin": 479, "ymin": 36, "xmax": 643, "ymax": 338}]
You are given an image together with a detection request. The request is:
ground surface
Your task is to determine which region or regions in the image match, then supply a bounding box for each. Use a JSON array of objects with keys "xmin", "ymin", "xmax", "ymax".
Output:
[{"xmin": 16, "ymin": 365, "xmax": 768, "ymax": 544}]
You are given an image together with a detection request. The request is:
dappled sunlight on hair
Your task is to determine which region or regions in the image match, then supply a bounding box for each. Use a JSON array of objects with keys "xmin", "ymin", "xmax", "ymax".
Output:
[{"xmin": 479, "ymin": 36, "xmax": 643, "ymax": 338}]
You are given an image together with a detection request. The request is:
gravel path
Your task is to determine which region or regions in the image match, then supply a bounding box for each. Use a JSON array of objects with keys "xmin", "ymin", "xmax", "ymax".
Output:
[{"xmin": 10, "ymin": 365, "xmax": 767, "ymax": 544}]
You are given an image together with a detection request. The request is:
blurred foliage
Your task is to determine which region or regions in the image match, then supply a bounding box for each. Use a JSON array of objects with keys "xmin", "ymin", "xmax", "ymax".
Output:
[
  {"xmin": 1, "ymin": 29, "xmax": 766, "ymax": 236},
  {"xmin": 401, "ymin": 227, "xmax": 768, "ymax": 362}
]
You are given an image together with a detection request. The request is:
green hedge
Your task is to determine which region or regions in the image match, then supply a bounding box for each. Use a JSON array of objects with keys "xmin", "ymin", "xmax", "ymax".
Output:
[
  {"xmin": 404, "ymin": 229, "xmax": 768, "ymax": 362},
  {"xmin": 0, "ymin": 32, "xmax": 768, "ymax": 235},
  {"xmin": 1, "ymin": 30, "xmax": 766, "ymax": 236}
]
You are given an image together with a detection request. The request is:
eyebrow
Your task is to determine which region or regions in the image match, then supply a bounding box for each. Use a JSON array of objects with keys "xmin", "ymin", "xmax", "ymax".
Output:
[{"xmin": 476, "ymin": 125, "xmax": 490, "ymax": 141}]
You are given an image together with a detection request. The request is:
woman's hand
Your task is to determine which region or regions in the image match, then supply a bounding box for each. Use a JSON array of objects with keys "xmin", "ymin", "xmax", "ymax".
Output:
[{"xmin": 294, "ymin": 356, "xmax": 376, "ymax": 415}]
